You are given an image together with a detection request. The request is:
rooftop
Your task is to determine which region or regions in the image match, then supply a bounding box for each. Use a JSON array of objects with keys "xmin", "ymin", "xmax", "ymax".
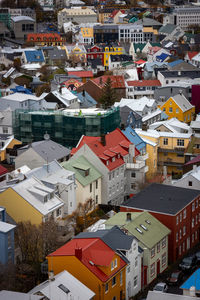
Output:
[
  {"xmin": 121, "ymin": 183, "xmax": 200, "ymax": 215},
  {"xmin": 0, "ymin": 221, "xmax": 16, "ymax": 233}
]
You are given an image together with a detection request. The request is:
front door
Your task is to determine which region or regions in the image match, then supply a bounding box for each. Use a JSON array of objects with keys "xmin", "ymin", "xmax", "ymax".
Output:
[{"xmin": 157, "ymin": 259, "xmax": 160, "ymax": 275}]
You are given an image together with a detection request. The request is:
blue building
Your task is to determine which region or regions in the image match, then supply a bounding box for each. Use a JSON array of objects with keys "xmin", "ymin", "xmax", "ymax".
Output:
[
  {"xmin": 181, "ymin": 268, "xmax": 200, "ymax": 296},
  {"xmin": 0, "ymin": 207, "xmax": 16, "ymax": 265},
  {"xmin": 120, "ymin": 106, "xmax": 142, "ymax": 129},
  {"xmin": 122, "ymin": 126, "xmax": 146, "ymax": 155}
]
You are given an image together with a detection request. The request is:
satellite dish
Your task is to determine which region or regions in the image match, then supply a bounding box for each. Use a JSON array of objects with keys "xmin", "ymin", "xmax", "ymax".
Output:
[
  {"xmin": 44, "ymin": 132, "xmax": 50, "ymax": 140},
  {"xmin": 17, "ymin": 173, "xmax": 25, "ymax": 181}
]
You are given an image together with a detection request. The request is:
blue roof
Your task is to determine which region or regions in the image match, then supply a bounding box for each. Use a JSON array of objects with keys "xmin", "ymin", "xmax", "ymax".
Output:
[
  {"xmin": 156, "ymin": 53, "xmax": 169, "ymax": 62},
  {"xmin": 145, "ymin": 62, "xmax": 168, "ymax": 72},
  {"xmin": 122, "ymin": 126, "xmax": 146, "ymax": 151},
  {"xmin": 168, "ymin": 59, "xmax": 183, "ymax": 67},
  {"xmin": 181, "ymin": 269, "xmax": 200, "ymax": 291},
  {"xmin": 25, "ymin": 50, "xmax": 45, "ymax": 63},
  {"xmin": 11, "ymin": 86, "xmax": 33, "ymax": 94},
  {"xmin": 77, "ymin": 91, "xmax": 97, "ymax": 108}
]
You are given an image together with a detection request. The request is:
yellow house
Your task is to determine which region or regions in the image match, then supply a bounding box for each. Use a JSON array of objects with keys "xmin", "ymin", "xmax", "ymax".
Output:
[
  {"xmin": 136, "ymin": 129, "xmax": 191, "ymax": 178},
  {"xmin": 103, "ymin": 45, "xmax": 123, "ymax": 68},
  {"xmin": 141, "ymin": 136, "xmax": 158, "ymax": 180},
  {"xmin": 160, "ymin": 94, "xmax": 195, "ymax": 124},
  {"xmin": 47, "ymin": 238, "xmax": 127, "ymax": 300},
  {"xmin": 0, "ymin": 136, "xmax": 22, "ymax": 162},
  {"xmin": 80, "ymin": 27, "xmax": 94, "ymax": 44},
  {"xmin": 0, "ymin": 177, "xmax": 64, "ymax": 225},
  {"xmin": 67, "ymin": 43, "xmax": 87, "ymax": 63}
]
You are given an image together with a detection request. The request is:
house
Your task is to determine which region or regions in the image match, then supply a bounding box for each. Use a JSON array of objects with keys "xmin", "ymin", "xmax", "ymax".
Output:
[
  {"xmin": 43, "ymin": 47, "xmax": 67, "ymax": 65},
  {"xmin": 181, "ymin": 269, "xmax": 200, "ymax": 296},
  {"xmin": 173, "ymin": 165, "xmax": 200, "ymax": 190},
  {"xmin": 160, "ymin": 94, "xmax": 195, "ymax": 124},
  {"xmin": 149, "ymin": 118, "xmax": 191, "ymax": 134},
  {"xmin": 184, "ymin": 51, "xmax": 199, "ymax": 64},
  {"xmin": 143, "ymin": 62, "xmax": 168, "ymax": 80},
  {"xmin": 0, "ymin": 177, "xmax": 64, "ymax": 225},
  {"xmin": 93, "ymin": 24, "xmax": 119, "ymax": 44},
  {"xmin": 157, "ymin": 70, "xmax": 200, "ymax": 87},
  {"xmin": 71, "ymin": 128, "xmax": 148, "ymax": 201},
  {"xmin": 67, "ymin": 71, "xmax": 93, "ymax": 83},
  {"xmin": 0, "ymin": 134, "xmax": 22, "ymax": 163},
  {"xmin": 21, "ymin": 49, "xmax": 45, "ymax": 65},
  {"xmin": 86, "ymin": 45, "xmax": 104, "ymax": 67},
  {"xmin": 105, "ymin": 211, "xmax": 170, "ymax": 286},
  {"xmin": 26, "ymin": 160, "xmax": 76, "ymax": 215},
  {"xmin": 119, "ymin": 106, "xmax": 142, "ymax": 129},
  {"xmin": 0, "ymin": 207, "xmax": 16, "ymax": 265},
  {"xmin": 103, "ymin": 44, "xmax": 124, "ymax": 69},
  {"xmin": 26, "ymin": 33, "xmax": 65, "ymax": 46},
  {"xmin": 120, "ymin": 183, "xmax": 200, "ymax": 263},
  {"xmin": 77, "ymin": 75, "xmax": 126, "ymax": 102},
  {"xmin": 66, "ymin": 43, "xmax": 86, "ymax": 64},
  {"xmin": 159, "ymin": 24, "xmax": 184, "ymax": 42},
  {"xmin": 135, "ymin": 128, "xmax": 191, "ymax": 177},
  {"xmin": 10, "ymin": 16, "xmax": 36, "ymax": 40},
  {"xmin": 29, "ymin": 270, "xmax": 95, "ymax": 300},
  {"xmin": 126, "ymin": 80, "xmax": 161, "ymax": 99},
  {"xmin": 15, "ymin": 139, "xmax": 70, "ymax": 169},
  {"xmin": 61, "ymin": 155, "xmax": 102, "ymax": 210},
  {"xmin": 74, "ymin": 226, "xmax": 141, "ymax": 299},
  {"xmin": 108, "ymin": 55, "xmax": 133, "ymax": 71},
  {"xmin": 78, "ymin": 27, "xmax": 94, "ymax": 45},
  {"xmin": 47, "ymin": 238, "xmax": 127, "ymax": 300},
  {"xmin": 129, "ymin": 41, "xmax": 161, "ymax": 60},
  {"xmin": 44, "ymin": 87, "xmax": 80, "ymax": 109},
  {"xmin": 0, "ymin": 291, "xmax": 43, "ymax": 300},
  {"xmin": 184, "ymin": 155, "xmax": 200, "ymax": 174}
]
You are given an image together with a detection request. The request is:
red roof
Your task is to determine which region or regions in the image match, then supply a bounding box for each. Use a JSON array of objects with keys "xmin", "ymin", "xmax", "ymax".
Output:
[
  {"xmin": 109, "ymin": 9, "xmax": 125, "ymax": 18},
  {"xmin": 127, "ymin": 79, "xmax": 161, "ymax": 87},
  {"xmin": 68, "ymin": 71, "xmax": 93, "ymax": 78},
  {"xmin": 71, "ymin": 128, "xmax": 140, "ymax": 171},
  {"xmin": 134, "ymin": 59, "xmax": 146, "ymax": 65},
  {"xmin": 0, "ymin": 165, "xmax": 7, "ymax": 176},
  {"xmin": 92, "ymin": 75, "xmax": 125, "ymax": 89},
  {"xmin": 185, "ymin": 154, "xmax": 200, "ymax": 166},
  {"xmin": 27, "ymin": 33, "xmax": 63, "ymax": 42},
  {"xmin": 48, "ymin": 238, "xmax": 127, "ymax": 282},
  {"xmin": 187, "ymin": 51, "xmax": 199, "ymax": 60}
]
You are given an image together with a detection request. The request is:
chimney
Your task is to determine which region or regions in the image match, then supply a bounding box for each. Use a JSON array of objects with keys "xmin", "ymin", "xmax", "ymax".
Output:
[
  {"xmin": 101, "ymin": 134, "xmax": 106, "ymax": 146},
  {"xmin": 193, "ymin": 164, "xmax": 197, "ymax": 172},
  {"xmin": 126, "ymin": 212, "xmax": 131, "ymax": 222},
  {"xmin": 48, "ymin": 270, "xmax": 55, "ymax": 281},
  {"xmin": 121, "ymin": 123, "xmax": 125, "ymax": 130},
  {"xmin": 189, "ymin": 286, "xmax": 196, "ymax": 297},
  {"xmin": 75, "ymin": 247, "xmax": 82, "ymax": 260}
]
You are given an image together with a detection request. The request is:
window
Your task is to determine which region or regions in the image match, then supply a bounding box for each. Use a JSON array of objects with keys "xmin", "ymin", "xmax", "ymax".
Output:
[
  {"xmin": 169, "ymin": 107, "xmax": 173, "ymax": 113},
  {"xmin": 95, "ymin": 195, "xmax": 98, "ymax": 204},
  {"xmin": 183, "ymin": 241, "xmax": 185, "ymax": 252},
  {"xmin": 134, "ymin": 276, "xmax": 138, "ymax": 287},
  {"xmin": 183, "ymin": 209, "xmax": 186, "ymax": 219},
  {"xmin": 56, "ymin": 208, "xmax": 61, "ymax": 217},
  {"xmin": 96, "ymin": 180, "xmax": 98, "ymax": 189},
  {"xmin": 179, "ymin": 229, "xmax": 182, "ymax": 240},
  {"xmin": 151, "ymin": 247, "xmax": 155, "ymax": 258},
  {"xmin": 120, "ymin": 271, "xmax": 123, "ymax": 285},
  {"xmin": 3, "ymin": 127, "xmax": 8, "ymax": 134},
  {"xmin": 162, "ymin": 237, "xmax": 166, "ymax": 248},
  {"xmin": 90, "ymin": 183, "xmax": 92, "ymax": 193},
  {"xmin": 196, "ymin": 214, "xmax": 198, "ymax": 224},
  {"xmin": 112, "ymin": 297, "xmax": 116, "ymax": 300},
  {"xmin": 127, "ymin": 266, "xmax": 130, "ymax": 273},
  {"xmin": 150, "ymin": 263, "xmax": 155, "ymax": 277},
  {"xmin": 192, "ymin": 233, "xmax": 194, "ymax": 243},
  {"xmin": 192, "ymin": 218, "xmax": 194, "ymax": 228},
  {"xmin": 7, "ymin": 232, "xmax": 12, "ymax": 248},
  {"xmin": 114, "ymin": 258, "xmax": 117, "ymax": 268},
  {"xmin": 183, "ymin": 225, "xmax": 186, "ymax": 236},
  {"xmin": 176, "ymin": 216, "xmax": 179, "ymax": 225},
  {"xmin": 180, "ymin": 213, "xmax": 182, "ymax": 223},
  {"xmin": 195, "ymin": 230, "xmax": 198, "ymax": 240},
  {"xmin": 192, "ymin": 202, "xmax": 195, "ymax": 212},
  {"xmin": 112, "ymin": 276, "xmax": 116, "ymax": 286},
  {"xmin": 177, "ymin": 139, "xmax": 184, "ymax": 146},
  {"xmin": 112, "ymin": 171, "xmax": 115, "ymax": 178},
  {"xmin": 196, "ymin": 200, "xmax": 198, "ymax": 208},
  {"xmin": 109, "ymin": 174, "xmax": 111, "ymax": 180},
  {"xmin": 131, "ymin": 172, "xmax": 136, "ymax": 178},
  {"xmin": 176, "ymin": 232, "xmax": 179, "ymax": 242},
  {"xmin": 176, "ymin": 108, "xmax": 179, "ymax": 113},
  {"xmin": 135, "ymin": 257, "xmax": 138, "ymax": 267},
  {"xmin": 111, "ymin": 261, "xmax": 114, "ymax": 270},
  {"xmin": 179, "ymin": 245, "xmax": 181, "ymax": 255},
  {"xmin": 163, "ymin": 138, "xmax": 168, "ymax": 145},
  {"xmin": 157, "ymin": 242, "xmax": 160, "ymax": 253},
  {"xmin": 189, "ymin": 181, "xmax": 193, "ymax": 186},
  {"xmin": 105, "ymin": 283, "xmax": 108, "ymax": 293},
  {"xmin": 162, "ymin": 253, "xmax": 166, "ymax": 267}
]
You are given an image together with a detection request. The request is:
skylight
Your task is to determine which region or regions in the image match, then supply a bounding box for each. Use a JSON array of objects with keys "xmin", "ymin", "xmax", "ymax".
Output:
[
  {"xmin": 140, "ymin": 224, "xmax": 148, "ymax": 231},
  {"xmin": 58, "ymin": 284, "xmax": 70, "ymax": 294},
  {"xmin": 135, "ymin": 227, "xmax": 143, "ymax": 234},
  {"xmin": 145, "ymin": 220, "xmax": 151, "ymax": 225}
]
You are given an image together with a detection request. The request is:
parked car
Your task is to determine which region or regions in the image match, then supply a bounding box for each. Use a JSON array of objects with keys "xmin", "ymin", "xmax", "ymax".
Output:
[
  {"xmin": 195, "ymin": 251, "xmax": 200, "ymax": 264},
  {"xmin": 179, "ymin": 255, "xmax": 197, "ymax": 273},
  {"xmin": 167, "ymin": 270, "xmax": 183, "ymax": 285},
  {"xmin": 153, "ymin": 282, "xmax": 168, "ymax": 293}
]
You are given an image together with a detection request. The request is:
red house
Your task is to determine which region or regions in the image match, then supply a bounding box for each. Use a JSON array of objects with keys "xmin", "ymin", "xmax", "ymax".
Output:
[
  {"xmin": 120, "ymin": 183, "xmax": 200, "ymax": 263},
  {"xmin": 86, "ymin": 45, "xmax": 104, "ymax": 66}
]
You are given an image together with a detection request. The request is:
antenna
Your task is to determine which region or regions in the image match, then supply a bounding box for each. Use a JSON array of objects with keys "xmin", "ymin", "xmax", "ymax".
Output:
[{"xmin": 44, "ymin": 132, "xmax": 50, "ymax": 140}]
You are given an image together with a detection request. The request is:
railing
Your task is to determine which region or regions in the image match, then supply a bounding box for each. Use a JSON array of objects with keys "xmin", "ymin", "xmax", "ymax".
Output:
[
  {"xmin": 138, "ymin": 153, "xmax": 149, "ymax": 161},
  {"xmin": 126, "ymin": 160, "xmax": 145, "ymax": 169}
]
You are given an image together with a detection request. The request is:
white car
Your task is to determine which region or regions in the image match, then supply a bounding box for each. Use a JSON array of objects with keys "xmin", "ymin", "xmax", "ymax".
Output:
[{"xmin": 153, "ymin": 282, "xmax": 168, "ymax": 293}]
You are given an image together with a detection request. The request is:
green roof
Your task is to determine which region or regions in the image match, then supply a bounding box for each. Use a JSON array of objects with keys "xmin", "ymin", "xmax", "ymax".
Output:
[
  {"xmin": 61, "ymin": 155, "xmax": 102, "ymax": 187},
  {"xmin": 105, "ymin": 211, "xmax": 171, "ymax": 249},
  {"xmin": 133, "ymin": 42, "xmax": 161, "ymax": 53}
]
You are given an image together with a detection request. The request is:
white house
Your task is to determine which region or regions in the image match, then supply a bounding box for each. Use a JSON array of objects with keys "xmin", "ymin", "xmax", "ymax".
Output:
[{"xmin": 173, "ymin": 165, "xmax": 200, "ymax": 190}]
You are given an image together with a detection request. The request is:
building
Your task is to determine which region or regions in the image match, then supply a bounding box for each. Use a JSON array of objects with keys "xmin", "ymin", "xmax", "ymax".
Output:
[
  {"xmin": 15, "ymin": 139, "xmax": 70, "ymax": 169},
  {"xmin": 0, "ymin": 177, "xmax": 64, "ymax": 225},
  {"xmin": 0, "ymin": 291, "xmax": 43, "ymax": 300},
  {"xmin": 86, "ymin": 45, "xmax": 104, "ymax": 66},
  {"xmin": 0, "ymin": 135, "xmax": 22, "ymax": 163},
  {"xmin": 29, "ymin": 270, "xmax": 95, "ymax": 300},
  {"xmin": 26, "ymin": 160, "xmax": 76, "ymax": 215},
  {"xmin": 0, "ymin": 207, "xmax": 16, "ymax": 265},
  {"xmin": 10, "ymin": 16, "xmax": 36, "ymax": 40},
  {"xmin": 61, "ymin": 155, "xmax": 102, "ymax": 210},
  {"xmin": 157, "ymin": 70, "xmax": 200, "ymax": 87},
  {"xmin": 118, "ymin": 24, "xmax": 143, "ymax": 44},
  {"xmin": 180, "ymin": 269, "xmax": 200, "ymax": 296},
  {"xmin": 105, "ymin": 211, "xmax": 170, "ymax": 286},
  {"xmin": 74, "ymin": 226, "xmax": 141, "ymax": 299},
  {"xmin": 44, "ymin": 87, "xmax": 80, "ymax": 109},
  {"xmin": 108, "ymin": 55, "xmax": 133, "ymax": 71},
  {"xmin": 120, "ymin": 183, "xmax": 200, "ymax": 263},
  {"xmin": 58, "ymin": 8, "xmax": 97, "ymax": 30},
  {"xmin": 71, "ymin": 128, "xmax": 148, "ymax": 203},
  {"xmin": 120, "ymin": 106, "xmax": 142, "ymax": 129},
  {"xmin": 13, "ymin": 107, "xmax": 120, "ymax": 148},
  {"xmin": 164, "ymin": 7, "xmax": 200, "ymax": 30},
  {"xmin": 173, "ymin": 165, "xmax": 200, "ymax": 190},
  {"xmin": 160, "ymin": 94, "xmax": 195, "ymax": 124},
  {"xmin": 146, "ymin": 291, "xmax": 197, "ymax": 300},
  {"xmin": 47, "ymin": 238, "xmax": 127, "ymax": 300},
  {"xmin": 126, "ymin": 80, "xmax": 161, "ymax": 99},
  {"xmin": 93, "ymin": 24, "xmax": 118, "ymax": 44},
  {"xmin": 21, "ymin": 49, "xmax": 45, "ymax": 65},
  {"xmin": 26, "ymin": 33, "xmax": 65, "ymax": 46}
]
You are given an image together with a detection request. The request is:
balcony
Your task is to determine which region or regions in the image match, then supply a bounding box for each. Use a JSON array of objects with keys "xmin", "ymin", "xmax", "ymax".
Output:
[
  {"xmin": 126, "ymin": 160, "xmax": 145, "ymax": 170},
  {"xmin": 158, "ymin": 158, "xmax": 184, "ymax": 167},
  {"xmin": 158, "ymin": 147, "xmax": 185, "ymax": 154},
  {"xmin": 138, "ymin": 153, "xmax": 149, "ymax": 161}
]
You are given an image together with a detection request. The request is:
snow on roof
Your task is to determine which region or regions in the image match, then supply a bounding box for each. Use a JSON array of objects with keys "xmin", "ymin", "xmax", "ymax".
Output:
[
  {"xmin": 0, "ymin": 221, "xmax": 16, "ymax": 233},
  {"xmin": 12, "ymin": 16, "xmax": 34, "ymax": 22},
  {"xmin": 149, "ymin": 117, "xmax": 191, "ymax": 133},
  {"xmin": 135, "ymin": 128, "xmax": 191, "ymax": 139},
  {"xmin": 114, "ymin": 96, "xmax": 156, "ymax": 112},
  {"xmin": 2, "ymin": 93, "xmax": 45, "ymax": 102},
  {"xmin": 142, "ymin": 108, "xmax": 162, "ymax": 122},
  {"xmin": 172, "ymin": 94, "xmax": 194, "ymax": 113},
  {"xmin": 141, "ymin": 137, "xmax": 157, "ymax": 147}
]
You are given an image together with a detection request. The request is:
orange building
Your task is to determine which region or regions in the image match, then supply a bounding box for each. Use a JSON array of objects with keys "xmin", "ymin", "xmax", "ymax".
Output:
[
  {"xmin": 47, "ymin": 238, "xmax": 127, "ymax": 300},
  {"xmin": 26, "ymin": 33, "xmax": 65, "ymax": 46}
]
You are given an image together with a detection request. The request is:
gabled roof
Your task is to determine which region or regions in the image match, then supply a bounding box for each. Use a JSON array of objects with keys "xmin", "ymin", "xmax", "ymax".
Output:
[
  {"xmin": 24, "ymin": 50, "xmax": 45, "ymax": 63},
  {"xmin": 185, "ymin": 154, "xmax": 200, "ymax": 166},
  {"xmin": 71, "ymin": 128, "xmax": 140, "ymax": 171},
  {"xmin": 92, "ymin": 75, "xmax": 125, "ymax": 89},
  {"xmin": 27, "ymin": 33, "xmax": 63, "ymax": 42},
  {"xmin": 61, "ymin": 155, "xmax": 102, "ymax": 187},
  {"xmin": 121, "ymin": 183, "xmax": 200, "ymax": 215},
  {"xmin": 127, "ymin": 79, "xmax": 161, "ymax": 87},
  {"xmin": 122, "ymin": 126, "xmax": 146, "ymax": 152},
  {"xmin": 159, "ymin": 24, "xmax": 177, "ymax": 34},
  {"xmin": 186, "ymin": 51, "xmax": 198, "ymax": 60},
  {"xmin": 180, "ymin": 268, "xmax": 200, "ymax": 291},
  {"xmin": 105, "ymin": 211, "xmax": 171, "ymax": 249},
  {"xmin": 170, "ymin": 94, "xmax": 194, "ymax": 112},
  {"xmin": 48, "ymin": 238, "xmax": 127, "ymax": 282}
]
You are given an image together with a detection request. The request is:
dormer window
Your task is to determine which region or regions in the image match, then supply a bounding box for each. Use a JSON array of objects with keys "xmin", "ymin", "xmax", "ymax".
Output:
[
  {"xmin": 112, "ymin": 157, "xmax": 115, "ymax": 162},
  {"xmin": 85, "ymin": 169, "xmax": 89, "ymax": 176},
  {"xmin": 106, "ymin": 160, "xmax": 109, "ymax": 166},
  {"xmin": 44, "ymin": 195, "xmax": 48, "ymax": 203}
]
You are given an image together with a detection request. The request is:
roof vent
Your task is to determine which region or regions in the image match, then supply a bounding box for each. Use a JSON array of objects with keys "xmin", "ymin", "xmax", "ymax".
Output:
[
  {"xmin": 145, "ymin": 220, "xmax": 151, "ymax": 225},
  {"xmin": 89, "ymin": 260, "xmax": 94, "ymax": 265}
]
